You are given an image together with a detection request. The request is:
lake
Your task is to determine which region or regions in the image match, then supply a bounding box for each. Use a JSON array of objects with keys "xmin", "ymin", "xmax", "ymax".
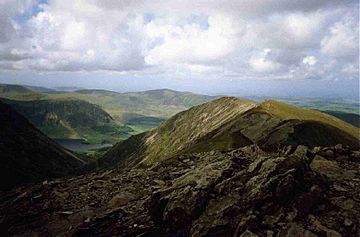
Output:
[{"xmin": 55, "ymin": 139, "xmax": 112, "ymax": 152}]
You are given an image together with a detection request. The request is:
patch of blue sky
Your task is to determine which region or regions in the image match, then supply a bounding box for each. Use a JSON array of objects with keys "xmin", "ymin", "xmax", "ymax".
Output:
[
  {"xmin": 143, "ymin": 13, "xmax": 154, "ymax": 23},
  {"xmin": 14, "ymin": 0, "xmax": 48, "ymax": 24},
  {"xmin": 188, "ymin": 14, "xmax": 209, "ymax": 30}
]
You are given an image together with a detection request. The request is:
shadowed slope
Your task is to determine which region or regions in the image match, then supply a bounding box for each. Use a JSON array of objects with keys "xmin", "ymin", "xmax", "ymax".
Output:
[{"xmin": 0, "ymin": 101, "xmax": 85, "ymax": 190}]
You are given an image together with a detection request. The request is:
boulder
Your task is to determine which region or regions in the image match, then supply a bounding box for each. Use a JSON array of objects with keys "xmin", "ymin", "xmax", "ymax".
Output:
[
  {"xmin": 276, "ymin": 223, "xmax": 317, "ymax": 237},
  {"xmin": 108, "ymin": 192, "xmax": 135, "ymax": 209}
]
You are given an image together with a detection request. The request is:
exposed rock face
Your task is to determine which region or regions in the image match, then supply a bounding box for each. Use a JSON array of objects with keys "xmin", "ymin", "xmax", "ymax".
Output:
[
  {"xmin": 1, "ymin": 145, "xmax": 359, "ymax": 236},
  {"xmin": 0, "ymin": 101, "xmax": 85, "ymax": 190}
]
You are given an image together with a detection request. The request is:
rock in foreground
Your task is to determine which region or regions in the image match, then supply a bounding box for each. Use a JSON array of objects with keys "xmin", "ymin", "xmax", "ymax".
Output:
[{"xmin": 0, "ymin": 145, "xmax": 359, "ymax": 236}]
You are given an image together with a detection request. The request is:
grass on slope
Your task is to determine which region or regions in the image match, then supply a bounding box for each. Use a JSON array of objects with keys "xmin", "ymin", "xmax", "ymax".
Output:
[
  {"xmin": 0, "ymin": 84, "xmax": 49, "ymax": 100},
  {"xmin": 258, "ymin": 100, "xmax": 359, "ymax": 139},
  {"xmin": 1, "ymin": 86, "xmax": 207, "ymax": 143},
  {"xmin": 97, "ymin": 96, "xmax": 359, "ymax": 169},
  {"xmin": 138, "ymin": 98, "xmax": 359, "ymax": 166},
  {"xmin": 140, "ymin": 97, "xmax": 257, "ymax": 165},
  {"xmin": 0, "ymin": 98, "xmax": 132, "ymax": 144},
  {"xmin": 50, "ymin": 89, "xmax": 214, "ymax": 120}
]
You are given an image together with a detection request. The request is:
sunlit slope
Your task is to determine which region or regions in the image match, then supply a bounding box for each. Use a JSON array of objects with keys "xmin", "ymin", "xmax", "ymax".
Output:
[
  {"xmin": 100, "ymin": 97, "xmax": 359, "ymax": 168},
  {"xmin": 139, "ymin": 97, "xmax": 257, "ymax": 164},
  {"xmin": 0, "ymin": 85, "xmax": 216, "ymax": 141},
  {"xmin": 257, "ymin": 100, "xmax": 358, "ymax": 139},
  {"xmin": 100, "ymin": 97, "xmax": 256, "ymax": 167}
]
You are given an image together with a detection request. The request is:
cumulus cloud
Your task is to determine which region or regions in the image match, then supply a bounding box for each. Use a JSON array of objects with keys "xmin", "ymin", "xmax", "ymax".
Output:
[
  {"xmin": 249, "ymin": 49, "xmax": 282, "ymax": 73},
  {"xmin": 144, "ymin": 14, "xmax": 242, "ymax": 65},
  {"xmin": 321, "ymin": 16, "xmax": 359, "ymax": 59},
  {"xmin": 0, "ymin": 0, "xmax": 35, "ymax": 42},
  {"xmin": 0, "ymin": 0, "xmax": 358, "ymax": 82},
  {"xmin": 302, "ymin": 56, "xmax": 318, "ymax": 66}
]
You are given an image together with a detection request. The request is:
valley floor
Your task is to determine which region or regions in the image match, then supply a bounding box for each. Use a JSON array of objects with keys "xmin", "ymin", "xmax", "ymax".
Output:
[{"xmin": 1, "ymin": 145, "xmax": 359, "ymax": 237}]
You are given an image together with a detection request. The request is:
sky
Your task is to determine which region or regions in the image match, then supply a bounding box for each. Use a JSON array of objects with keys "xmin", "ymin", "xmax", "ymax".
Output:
[{"xmin": 0, "ymin": 0, "xmax": 359, "ymax": 98}]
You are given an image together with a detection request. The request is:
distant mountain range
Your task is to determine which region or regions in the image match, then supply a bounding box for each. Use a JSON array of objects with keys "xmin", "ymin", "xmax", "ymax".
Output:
[
  {"xmin": 0, "ymin": 83, "xmax": 359, "ymax": 146},
  {"xmin": 0, "ymin": 84, "xmax": 215, "ymax": 143}
]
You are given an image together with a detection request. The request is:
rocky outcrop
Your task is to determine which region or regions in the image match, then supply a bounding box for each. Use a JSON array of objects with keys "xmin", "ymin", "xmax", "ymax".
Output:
[{"xmin": 1, "ymin": 145, "xmax": 359, "ymax": 236}]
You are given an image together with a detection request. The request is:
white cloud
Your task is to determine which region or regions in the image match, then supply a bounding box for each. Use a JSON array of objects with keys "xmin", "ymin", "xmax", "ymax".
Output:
[
  {"xmin": 321, "ymin": 17, "xmax": 359, "ymax": 59},
  {"xmin": 144, "ymin": 14, "xmax": 242, "ymax": 65},
  {"xmin": 302, "ymin": 56, "xmax": 318, "ymax": 66},
  {"xmin": 249, "ymin": 49, "xmax": 282, "ymax": 73},
  {"xmin": 264, "ymin": 12, "xmax": 328, "ymax": 49},
  {"xmin": 0, "ymin": 0, "xmax": 358, "ymax": 83},
  {"xmin": 0, "ymin": 0, "xmax": 35, "ymax": 42}
]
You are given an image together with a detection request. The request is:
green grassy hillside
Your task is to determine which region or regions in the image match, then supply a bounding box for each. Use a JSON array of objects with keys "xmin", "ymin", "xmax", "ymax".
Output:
[
  {"xmin": 0, "ymin": 84, "xmax": 48, "ymax": 100},
  {"xmin": 257, "ymin": 100, "xmax": 358, "ymax": 138},
  {"xmin": 51, "ymin": 88, "xmax": 215, "ymax": 120},
  {"xmin": 100, "ymin": 97, "xmax": 359, "ymax": 168},
  {"xmin": 139, "ymin": 97, "xmax": 257, "ymax": 164},
  {"xmin": 2, "ymin": 84, "xmax": 358, "ymax": 150},
  {"xmin": 0, "ymin": 84, "xmax": 215, "ymax": 143},
  {"xmin": 1, "ymin": 98, "xmax": 133, "ymax": 144}
]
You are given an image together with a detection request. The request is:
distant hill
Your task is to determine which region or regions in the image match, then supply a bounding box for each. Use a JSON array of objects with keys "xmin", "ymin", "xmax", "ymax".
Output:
[
  {"xmin": 55, "ymin": 86, "xmax": 84, "ymax": 92},
  {"xmin": 1, "ymin": 85, "xmax": 214, "ymax": 142},
  {"xmin": 0, "ymin": 84, "xmax": 34, "ymax": 93},
  {"xmin": 0, "ymin": 98, "xmax": 130, "ymax": 144},
  {"xmin": 0, "ymin": 84, "xmax": 47, "ymax": 100},
  {"xmin": 0, "ymin": 83, "xmax": 55, "ymax": 93},
  {"xmin": 72, "ymin": 88, "xmax": 215, "ymax": 119},
  {"xmin": 100, "ymin": 97, "xmax": 359, "ymax": 168},
  {"xmin": 0, "ymin": 101, "xmax": 84, "ymax": 190},
  {"xmin": 26, "ymin": 85, "xmax": 56, "ymax": 93},
  {"xmin": 49, "ymin": 88, "xmax": 215, "ymax": 137},
  {"xmin": 1, "ymin": 84, "xmax": 358, "ymax": 144}
]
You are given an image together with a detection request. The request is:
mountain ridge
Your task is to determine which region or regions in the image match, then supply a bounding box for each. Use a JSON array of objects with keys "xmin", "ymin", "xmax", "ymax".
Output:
[
  {"xmin": 100, "ymin": 97, "xmax": 359, "ymax": 168},
  {"xmin": 0, "ymin": 96, "xmax": 359, "ymax": 236}
]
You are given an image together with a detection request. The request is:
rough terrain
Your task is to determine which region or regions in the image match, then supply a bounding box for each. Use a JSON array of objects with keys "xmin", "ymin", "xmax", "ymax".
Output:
[{"xmin": 1, "ymin": 145, "xmax": 359, "ymax": 237}]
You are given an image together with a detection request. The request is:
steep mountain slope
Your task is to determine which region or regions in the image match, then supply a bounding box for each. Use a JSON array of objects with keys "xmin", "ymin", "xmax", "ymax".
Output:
[
  {"xmin": 0, "ymin": 85, "xmax": 215, "ymax": 142},
  {"xmin": 100, "ymin": 97, "xmax": 359, "ymax": 168},
  {"xmin": 1, "ymin": 84, "xmax": 358, "ymax": 144},
  {"xmin": 0, "ymin": 98, "xmax": 122, "ymax": 143},
  {"xmin": 0, "ymin": 101, "xmax": 84, "ymax": 190}
]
